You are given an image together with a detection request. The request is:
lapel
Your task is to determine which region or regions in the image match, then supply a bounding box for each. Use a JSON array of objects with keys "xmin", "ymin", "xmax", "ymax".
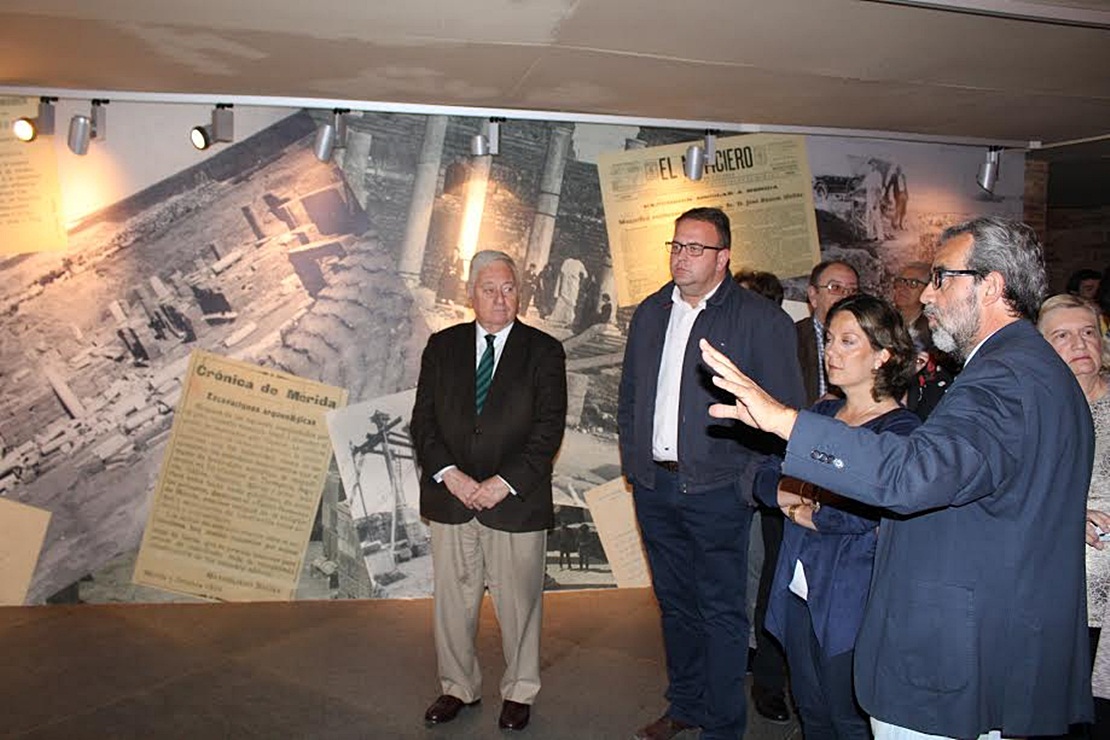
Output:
[
  {"xmin": 645, "ymin": 292, "xmax": 673, "ymax": 397},
  {"xmin": 480, "ymin": 321, "xmax": 527, "ymax": 416},
  {"xmin": 451, "ymin": 322, "xmax": 479, "ymax": 421}
]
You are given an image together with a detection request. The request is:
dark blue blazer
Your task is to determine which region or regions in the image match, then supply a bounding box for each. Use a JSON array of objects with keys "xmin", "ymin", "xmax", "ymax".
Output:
[
  {"xmin": 755, "ymin": 400, "xmax": 919, "ymax": 659},
  {"xmin": 618, "ymin": 277, "xmax": 804, "ymax": 495},
  {"xmin": 782, "ymin": 320, "xmax": 1093, "ymax": 737}
]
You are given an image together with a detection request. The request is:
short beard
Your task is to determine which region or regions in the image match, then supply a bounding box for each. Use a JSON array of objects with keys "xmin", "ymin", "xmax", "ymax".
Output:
[{"xmin": 925, "ymin": 293, "xmax": 980, "ymax": 363}]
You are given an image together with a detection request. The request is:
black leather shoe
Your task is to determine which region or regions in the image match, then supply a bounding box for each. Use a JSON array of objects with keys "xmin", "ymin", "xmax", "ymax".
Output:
[
  {"xmin": 424, "ymin": 694, "xmax": 479, "ymax": 724},
  {"xmin": 498, "ymin": 699, "xmax": 531, "ymax": 731},
  {"xmin": 752, "ymin": 686, "xmax": 790, "ymax": 723}
]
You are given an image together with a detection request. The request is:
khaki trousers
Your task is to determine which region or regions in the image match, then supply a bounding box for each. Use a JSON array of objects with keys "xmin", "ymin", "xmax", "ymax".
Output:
[{"xmin": 430, "ymin": 519, "xmax": 547, "ymax": 704}]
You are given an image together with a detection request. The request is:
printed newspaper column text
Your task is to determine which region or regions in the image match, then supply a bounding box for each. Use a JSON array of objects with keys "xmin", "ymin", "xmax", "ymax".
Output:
[{"xmin": 134, "ymin": 350, "xmax": 347, "ymax": 601}]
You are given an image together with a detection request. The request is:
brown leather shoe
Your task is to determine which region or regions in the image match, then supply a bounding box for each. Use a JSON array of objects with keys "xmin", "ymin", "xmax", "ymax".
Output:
[
  {"xmin": 498, "ymin": 699, "xmax": 531, "ymax": 731},
  {"xmin": 633, "ymin": 714, "xmax": 697, "ymax": 740},
  {"xmin": 424, "ymin": 694, "xmax": 479, "ymax": 724}
]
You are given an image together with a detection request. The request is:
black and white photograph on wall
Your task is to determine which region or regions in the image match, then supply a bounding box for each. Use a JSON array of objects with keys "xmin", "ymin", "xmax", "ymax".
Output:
[
  {"xmin": 0, "ymin": 110, "xmax": 372, "ymax": 604},
  {"xmin": 325, "ymin": 390, "xmax": 430, "ymax": 599},
  {"xmin": 798, "ymin": 138, "xmax": 1024, "ymax": 301},
  {"xmin": 325, "ymin": 389, "xmax": 620, "ymax": 597},
  {"xmin": 0, "ymin": 99, "xmax": 1031, "ymax": 605}
]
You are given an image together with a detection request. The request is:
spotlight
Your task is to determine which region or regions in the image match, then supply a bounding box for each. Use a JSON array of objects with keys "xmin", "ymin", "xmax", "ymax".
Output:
[
  {"xmin": 67, "ymin": 99, "xmax": 108, "ymax": 155},
  {"xmin": 12, "ymin": 97, "xmax": 57, "ymax": 143},
  {"xmin": 976, "ymin": 147, "xmax": 1002, "ymax": 193},
  {"xmin": 683, "ymin": 130, "xmax": 718, "ymax": 181},
  {"xmin": 470, "ymin": 117, "xmax": 503, "ymax": 157},
  {"xmin": 313, "ymin": 108, "xmax": 349, "ymax": 162},
  {"xmin": 684, "ymin": 143, "xmax": 705, "ymax": 181},
  {"xmin": 190, "ymin": 104, "xmax": 234, "ymax": 150}
]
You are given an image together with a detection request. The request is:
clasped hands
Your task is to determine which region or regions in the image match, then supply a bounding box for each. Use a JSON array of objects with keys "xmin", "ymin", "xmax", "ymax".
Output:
[
  {"xmin": 442, "ymin": 468, "xmax": 510, "ymax": 511},
  {"xmin": 1088, "ymin": 508, "xmax": 1110, "ymax": 550}
]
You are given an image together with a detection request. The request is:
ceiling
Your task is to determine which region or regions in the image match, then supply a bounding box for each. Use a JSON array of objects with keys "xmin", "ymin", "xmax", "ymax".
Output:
[{"xmin": 1, "ymin": 0, "xmax": 1109, "ymax": 152}]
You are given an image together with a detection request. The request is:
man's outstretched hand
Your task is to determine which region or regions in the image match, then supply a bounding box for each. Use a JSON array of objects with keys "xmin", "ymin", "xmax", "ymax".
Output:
[{"xmin": 699, "ymin": 338, "xmax": 798, "ymax": 440}]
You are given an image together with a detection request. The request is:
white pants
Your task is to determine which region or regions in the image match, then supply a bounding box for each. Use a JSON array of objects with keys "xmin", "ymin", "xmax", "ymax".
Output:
[{"xmin": 872, "ymin": 718, "xmax": 1011, "ymax": 740}]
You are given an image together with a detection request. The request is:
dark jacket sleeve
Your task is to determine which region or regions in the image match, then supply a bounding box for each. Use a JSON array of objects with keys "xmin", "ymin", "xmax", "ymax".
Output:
[
  {"xmin": 752, "ymin": 306, "xmax": 807, "ymax": 410},
  {"xmin": 785, "ymin": 361, "xmax": 1022, "ymax": 515},
  {"xmin": 410, "ymin": 331, "xmax": 455, "ymax": 476},
  {"xmin": 811, "ymin": 409, "xmax": 920, "ymax": 534},
  {"xmin": 753, "ymin": 456, "xmax": 783, "ymax": 508},
  {"xmin": 754, "ymin": 398, "xmax": 838, "ymax": 509},
  {"xmin": 618, "ymin": 303, "xmax": 647, "ymax": 477}
]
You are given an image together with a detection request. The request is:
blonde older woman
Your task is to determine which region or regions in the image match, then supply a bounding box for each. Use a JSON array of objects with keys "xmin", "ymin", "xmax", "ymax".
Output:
[{"xmin": 1039, "ymin": 293, "xmax": 1110, "ymax": 733}]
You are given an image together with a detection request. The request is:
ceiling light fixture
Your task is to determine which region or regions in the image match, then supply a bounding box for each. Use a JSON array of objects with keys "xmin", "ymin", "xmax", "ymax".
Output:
[
  {"xmin": 12, "ymin": 96, "xmax": 57, "ymax": 143},
  {"xmin": 976, "ymin": 146, "xmax": 1002, "ymax": 193},
  {"xmin": 684, "ymin": 130, "xmax": 718, "ymax": 181},
  {"xmin": 313, "ymin": 108, "xmax": 349, "ymax": 162},
  {"xmin": 67, "ymin": 99, "xmax": 108, "ymax": 155},
  {"xmin": 470, "ymin": 117, "xmax": 503, "ymax": 157},
  {"xmin": 190, "ymin": 104, "xmax": 234, "ymax": 150}
]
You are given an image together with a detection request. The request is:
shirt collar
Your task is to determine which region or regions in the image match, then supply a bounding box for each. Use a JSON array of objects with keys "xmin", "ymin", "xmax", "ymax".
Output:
[
  {"xmin": 670, "ymin": 278, "xmax": 724, "ymax": 310},
  {"xmin": 477, "ymin": 320, "xmax": 515, "ymax": 343}
]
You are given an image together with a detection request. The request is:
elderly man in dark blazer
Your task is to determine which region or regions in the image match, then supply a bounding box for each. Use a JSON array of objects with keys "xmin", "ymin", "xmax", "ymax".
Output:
[
  {"xmin": 701, "ymin": 216, "xmax": 1094, "ymax": 739},
  {"xmin": 412, "ymin": 249, "xmax": 567, "ymax": 733}
]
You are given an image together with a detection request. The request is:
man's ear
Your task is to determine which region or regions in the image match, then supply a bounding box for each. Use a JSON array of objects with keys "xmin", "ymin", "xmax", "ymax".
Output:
[
  {"xmin": 807, "ymin": 285, "xmax": 818, "ymax": 309},
  {"xmin": 716, "ymin": 248, "xmax": 731, "ymax": 274},
  {"xmin": 979, "ymin": 271, "xmax": 1005, "ymax": 306}
]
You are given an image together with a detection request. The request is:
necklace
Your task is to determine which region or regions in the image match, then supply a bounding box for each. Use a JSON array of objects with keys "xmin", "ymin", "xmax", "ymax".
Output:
[{"xmin": 837, "ymin": 398, "xmax": 897, "ymax": 427}]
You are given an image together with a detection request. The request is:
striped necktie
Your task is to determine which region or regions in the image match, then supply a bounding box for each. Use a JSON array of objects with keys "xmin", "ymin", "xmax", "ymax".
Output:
[{"xmin": 475, "ymin": 333, "xmax": 495, "ymax": 414}]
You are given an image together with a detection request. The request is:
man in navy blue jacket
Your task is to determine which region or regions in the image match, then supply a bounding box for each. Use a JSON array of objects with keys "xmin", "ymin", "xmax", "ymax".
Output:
[
  {"xmin": 618, "ymin": 207, "xmax": 805, "ymax": 740},
  {"xmin": 701, "ymin": 216, "xmax": 1094, "ymax": 739}
]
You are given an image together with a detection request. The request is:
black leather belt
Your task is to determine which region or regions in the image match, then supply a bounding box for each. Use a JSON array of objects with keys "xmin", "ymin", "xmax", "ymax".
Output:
[{"xmin": 654, "ymin": 460, "xmax": 679, "ymax": 473}]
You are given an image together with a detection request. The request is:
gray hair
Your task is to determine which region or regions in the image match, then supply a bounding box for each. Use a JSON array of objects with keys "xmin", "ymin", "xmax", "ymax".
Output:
[
  {"xmin": 1038, "ymin": 293, "xmax": 1110, "ymax": 372},
  {"xmin": 466, "ymin": 250, "xmax": 519, "ymax": 295},
  {"xmin": 940, "ymin": 216, "xmax": 1046, "ymax": 321}
]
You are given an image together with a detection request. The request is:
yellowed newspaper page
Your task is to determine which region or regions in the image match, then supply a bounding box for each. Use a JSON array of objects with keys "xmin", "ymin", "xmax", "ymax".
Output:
[
  {"xmin": 598, "ymin": 134, "xmax": 820, "ymax": 307},
  {"xmin": 0, "ymin": 96, "xmax": 67, "ymax": 255},
  {"xmin": 134, "ymin": 350, "xmax": 347, "ymax": 601},
  {"xmin": 584, "ymin": 478, "xmax": 650, "ymax": 588},
  {"xmin": 0, "ymin": 498, "xmax": 52, "ymax": 605}
]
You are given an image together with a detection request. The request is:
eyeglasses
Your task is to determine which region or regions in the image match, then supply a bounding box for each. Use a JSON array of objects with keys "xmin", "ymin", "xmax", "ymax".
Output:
[
  {"xmin": 813, "ymin": 281, "xmax": 858, "ymax": 297},
  {"xmin": 665, "ymin": 240, "xmax": 727, "ymax": 257},
  {"xmin": 930, "ymin": 268, "xmax": 983, "ymax": 290},
  {"xmin": 893, "ymin": 277, "xmax": 927, "ymax": 290}
]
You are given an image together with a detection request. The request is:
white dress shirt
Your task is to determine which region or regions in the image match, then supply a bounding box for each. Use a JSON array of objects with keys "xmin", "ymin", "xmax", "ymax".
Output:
[
  {"xmin": 652, "ymin": 281, "xmax": 722, "ymax": 461},
  {"xmin": 475, "ymin": 321, "xmax": 514, "ymax": 374}
]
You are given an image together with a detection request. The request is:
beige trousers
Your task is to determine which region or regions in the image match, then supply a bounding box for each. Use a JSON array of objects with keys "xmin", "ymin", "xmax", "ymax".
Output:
[{"xmin": 429, "ymin": 519, "xmax": 547, "ymax": 705}]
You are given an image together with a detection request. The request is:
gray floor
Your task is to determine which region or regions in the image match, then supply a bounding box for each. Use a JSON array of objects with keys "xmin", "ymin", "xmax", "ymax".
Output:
[{"xmin": 0, "ymin": 588, "xmax": 801, "ymax": 739}]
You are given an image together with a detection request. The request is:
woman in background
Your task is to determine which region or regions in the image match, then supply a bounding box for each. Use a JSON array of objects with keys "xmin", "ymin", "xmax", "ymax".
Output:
[
  {"xmin": 754, "ymin": 294, "xmax": 918, "ymax": 739},
  {"xmin": 1039, "ymin": 294, "xmax": 1110, "ymax": 737}
]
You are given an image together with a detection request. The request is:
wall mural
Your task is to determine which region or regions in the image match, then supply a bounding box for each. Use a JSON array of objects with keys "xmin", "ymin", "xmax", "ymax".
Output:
[{"xmin": 0, "ymin": 108, "xmax": 1022, "ymax": 604}]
